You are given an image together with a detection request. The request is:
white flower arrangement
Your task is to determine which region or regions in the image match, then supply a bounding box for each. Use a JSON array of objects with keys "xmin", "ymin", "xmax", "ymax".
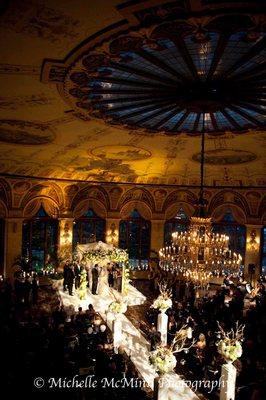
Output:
[
  {"xmin": 216, "ymin": 321, "xmax": 245, "ymax": 363},
  {"xmin": 149, "ymin": 347, "xmax": 176, "ymax": 375},
  {"xmin": 217, "ymin": 339, "xmax": 242, "ymax": 363},
  {"xmin": 152, "ymin": 295, "xmax": 172, "ymax": 312},
  {"xmin": 151, "ymin": 282, "xmax": 172, "ymax": 312},
  {"xmin": 149, "ymin": 324, "xmax": 196, "ymax": 375},
  {"xmin": 82, "ymin": 248, "xmax": 128, "ymax": 264},
  {"xmin": 108, "ymin": 301, "xmax": 127, "ymax": 314}
]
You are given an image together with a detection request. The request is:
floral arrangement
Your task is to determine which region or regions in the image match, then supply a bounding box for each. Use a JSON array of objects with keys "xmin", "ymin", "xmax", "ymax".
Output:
[
  {"xmin": 149, "ymin": 346, "xmax": 177, "ymax": 375},
  {"xmin": 82, "ymin": 248, "xmax": 128, "ymax": 264},
  {"xmin": 122, "ymin": 262, "xmax": 131, "ymax": 296},
  {"xmin": 152, "ymin": 296, "xmax": 172, "ymax": 312},
  {"xmin": 108, "ymin": 300, "xmax": 127, "ymax": 314},
  {"xmin": 151, "ymin": 282, "xmax": 172, "ymax": 312},
  {"xmin": 149, "ymin": 324, "xmax": 195, "ymax": 375},
  {"xmin": 79, "ymin": 268, "xmax": 87, "ymax": 300},
  {"xmin": 216, "ymin": 321, "xmax": 245, "ymax": 363}
]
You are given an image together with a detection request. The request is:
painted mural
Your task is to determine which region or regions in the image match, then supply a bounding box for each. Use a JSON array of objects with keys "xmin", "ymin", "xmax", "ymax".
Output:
[
  {"xmin": 90, "ymin": 145, "xmax": 151, "ymax": 161},
  {"xmin": 192, "ymin": 149, "xmax": 257, "ymax": 165}
]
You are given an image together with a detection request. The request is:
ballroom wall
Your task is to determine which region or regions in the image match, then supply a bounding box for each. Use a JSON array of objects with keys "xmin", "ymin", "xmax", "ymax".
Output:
[{"xmin": 0, "ymin": 177, "xmax": 265, "ymax": 279}]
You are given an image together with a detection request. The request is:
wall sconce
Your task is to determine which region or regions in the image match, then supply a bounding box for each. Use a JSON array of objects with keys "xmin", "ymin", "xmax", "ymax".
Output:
[
  {"xmin": 106, "ymin": 223, "xmax": 118, "ymax": 244},
  {"xmin": 247, "ymin": 229, "xmax": 259, "ymax": 253}
]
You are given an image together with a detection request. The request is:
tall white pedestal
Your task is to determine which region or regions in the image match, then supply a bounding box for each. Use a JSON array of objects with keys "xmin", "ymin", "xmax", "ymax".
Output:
[
  {"xmin": 220, "ymin": 363, "xmax": 236, "ymax": 400},
  {"xmin": 112, "ymin": 317, "xmax": 123, "ymax": 350},
  {"xmin": 157, "ymin": 312, "xmax": 168, "ymax": 346}
]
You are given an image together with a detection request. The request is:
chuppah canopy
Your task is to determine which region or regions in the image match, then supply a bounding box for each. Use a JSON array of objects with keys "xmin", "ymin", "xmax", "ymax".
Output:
[{"xmin": 75, "ymin": 241, "xmax": 128, "ymax": 265}]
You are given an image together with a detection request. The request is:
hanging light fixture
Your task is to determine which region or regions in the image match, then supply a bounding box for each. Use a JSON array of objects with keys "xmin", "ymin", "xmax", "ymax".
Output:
[{"xmin": 159, "ymin": 113, "xmax": 242, "ymax": 286}]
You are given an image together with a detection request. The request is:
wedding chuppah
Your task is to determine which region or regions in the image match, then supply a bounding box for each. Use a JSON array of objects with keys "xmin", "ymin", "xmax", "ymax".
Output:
[{"xmin": 75, "ymin": 241, "xmax": 129, "ymax": 297}]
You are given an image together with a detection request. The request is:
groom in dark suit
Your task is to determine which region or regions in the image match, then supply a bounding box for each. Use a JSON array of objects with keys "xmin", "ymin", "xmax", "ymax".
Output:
[{"xmin": 91, "ymin": 264, "xmax": 99, "ymax": 295}]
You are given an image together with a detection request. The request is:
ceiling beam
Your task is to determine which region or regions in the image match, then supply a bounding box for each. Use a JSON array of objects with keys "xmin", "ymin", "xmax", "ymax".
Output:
[
  {"xmin": 193, "ymin": 112, "xmax": 201, "ymax": 132},
  {"xmin": 112, "ymin": 101, "xmax": 173, "ymax": 120},
  {"xmin": 92, "ymin": 94, "xmax": 168, "ymax": 105},
  {"xmin": 110, "ymin": 60, "xmax": 179, "ymax": 86},
  {"xmin": 233, "ymin": 62, "xmax": 266, "ymax": 81},
  {"xmin": 229, "ymin": 105, "xmax": 264, "ymax": 126},
  {"xmin": 221, "ymin": 36, "xmax": 266, "ymax": 79},
  {"xmin": 171, "ymin": 110, "xmax": 190, "ymax": 131},
  {"xmin": 206, "ymin": 33, "xmax": 230, "ymax": 82},
  {"xmin": 210, "ymin": 112, "xmax": 219, "ymax": 131},
  {"xmin": 135, "ymin": 48, "xmax": 189, "ymax": 83},
  {"xmin": 90, "ymin": 88, "xmax": 167, "ymax": 95},
  {"xmin": 171, "ymin": 36, "xmax": 199, "ymax": 81},
  {"xmin": 221, "ymin": 109, "xmax": 242, "ymax": 130},
  {"xmin": 95, "ymin": 75, "xmax": 174, "ymax": 90},
  {"xmin": 233, "ymin": 101, "xmax": 266, "ymax": 115},
  {"xmin": 138, "ymin": 104, "xmax": 179, "ymax": 125},
  {"xmin": 151, "ymin": 106, "xmax": 182, "ymax": 129},
  {"xmin": 105, "ymin": 97, "xmax": 173, "ymax": 113}
]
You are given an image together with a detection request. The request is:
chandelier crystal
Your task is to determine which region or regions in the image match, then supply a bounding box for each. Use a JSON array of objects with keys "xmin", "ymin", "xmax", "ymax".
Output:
[
  {"xmin": 159, "ymin": 216, "xmax": 242, "ymax": 284},
  {"xmin": 159, "ymin": 114, "xmax": 242, "ymax": 286}
]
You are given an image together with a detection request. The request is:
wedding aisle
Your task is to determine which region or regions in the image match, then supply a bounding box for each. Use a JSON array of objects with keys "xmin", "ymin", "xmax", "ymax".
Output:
[{"xmin": 56, "ymin": 282, "xmax": 200, "ymax": 400}]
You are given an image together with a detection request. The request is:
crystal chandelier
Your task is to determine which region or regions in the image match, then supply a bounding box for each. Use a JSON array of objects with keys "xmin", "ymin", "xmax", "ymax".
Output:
[{"xmin": 159, "ymin": 114, "xmax": 242, "ymax": 285}]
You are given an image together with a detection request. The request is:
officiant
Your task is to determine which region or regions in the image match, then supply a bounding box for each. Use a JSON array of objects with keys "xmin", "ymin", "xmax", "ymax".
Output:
[{"xmin": 92, "ymin": 264, "xmax": 99, "ymax": 295}]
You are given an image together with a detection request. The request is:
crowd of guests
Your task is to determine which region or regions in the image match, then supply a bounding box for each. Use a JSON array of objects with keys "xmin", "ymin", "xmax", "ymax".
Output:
[
  {"xmin": 0, "ymin": 276, "xmax": 149, "ymax": 400},
  {"xmin": 146, "ymin": 279, "xmax": 266, "ymax": 399}
]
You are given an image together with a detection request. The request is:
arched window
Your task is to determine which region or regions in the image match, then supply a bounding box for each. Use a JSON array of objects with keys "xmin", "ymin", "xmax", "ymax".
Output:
[
  {"xmin": 164, "ymin": 208, "xmax": 189, "ymax": 245},
  {"xmin": 119, "ymin": 209, "xmax": 151, "ymax": 268},
  {"xmin": 212, "ymin": 209, "xmax": 246, "ymax": 262},
  {"xmin": 261, "ymin": 226, "xmax": 266, "ymax": 276},
  {"xmin": 73, "ymin": 208, "xmax": 106, "ymax": 247},
  {"xmin": 22, "ymin": 206, "xmax": 58, "ymax": 271}
]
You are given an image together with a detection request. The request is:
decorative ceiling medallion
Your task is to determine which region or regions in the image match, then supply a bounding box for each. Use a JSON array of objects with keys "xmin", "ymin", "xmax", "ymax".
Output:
[
  {"xmin": 90, "ymin": 145, "xmax": 151, "ymax": 160},
  {"xmin": 192, "ymin": 149, "xmax": 257, "ymax": 165},
  {"xmin": 0, "ymin": 120, "xmax": 55, "ymax": 145}
]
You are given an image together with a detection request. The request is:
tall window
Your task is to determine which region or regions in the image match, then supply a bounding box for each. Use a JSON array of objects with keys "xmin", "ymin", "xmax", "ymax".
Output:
[
  {"xmin": 22, "ymin": 206, "xmax": 58, "ymax": 271},
  {"xmin": 0, "ymin": 219, "xmax": 4, "ymax": 275},
  {"xmin": 213, "ymin": 209, "xmax": 246, "ymax": 263},
  {"xmin": 119, "ymin": 209, "xmax": 151, "ymax": 268},
  {"xmin": 164, "ymin": 208, "xmax": 189, "ymax": 245},
  {"xmin": 261, "ymin": 227, "xmax": 266, "ymax": 275},
  {"xmin": 73, "ymin": 208, "xmax": 106, "ymax": 248}
]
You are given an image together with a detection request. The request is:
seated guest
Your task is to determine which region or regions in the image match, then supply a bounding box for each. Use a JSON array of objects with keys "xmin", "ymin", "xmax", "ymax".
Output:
[{"xmin": 97, "ymin": 324, "xmax": 109, "ymax": 345}]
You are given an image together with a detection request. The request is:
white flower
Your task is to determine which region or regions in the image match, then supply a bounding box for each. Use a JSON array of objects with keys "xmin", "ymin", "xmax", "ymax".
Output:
[
  {"xmin": 152, "ymin": 295, "xmax": 172, "ymax": 312},
  {"xmin": 149, "ymin": 347, "xmax": 176, "ymax": 375},
  {"xmin": 217, "ymin": 339, "xmax": 242, "ymax": 362},
  {"xmin": 108, "ymin": 301, "xmax": 127, "ymax": 314}
]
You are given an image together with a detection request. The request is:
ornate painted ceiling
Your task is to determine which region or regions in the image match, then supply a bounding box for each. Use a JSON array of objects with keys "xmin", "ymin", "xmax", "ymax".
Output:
[{"xmin": 0, "ymin": 0, "xmax": 265, "ymax": 187}]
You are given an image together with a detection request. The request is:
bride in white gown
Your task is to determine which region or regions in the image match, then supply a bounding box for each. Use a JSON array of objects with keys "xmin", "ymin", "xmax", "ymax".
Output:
[{"xmin": 97, "ymin": 264, "xmax": 108, "ymax": 295}]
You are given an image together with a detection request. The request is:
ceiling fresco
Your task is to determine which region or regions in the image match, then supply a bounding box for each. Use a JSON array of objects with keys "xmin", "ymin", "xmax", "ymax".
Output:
[{"xmin": 0, "ymin": 0, "xmax": 265, "ymax": 187}]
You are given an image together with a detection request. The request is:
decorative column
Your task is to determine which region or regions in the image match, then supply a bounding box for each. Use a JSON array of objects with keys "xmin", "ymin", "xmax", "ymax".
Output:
[
  {"xmin": 4, "ymin": 217, "xmax": 23, "ymax": 278},
  {"xmin": 112, "ymin": 317, "xmax": 123, "ymax": 351},
  {"xmin": 244, "ymin": 224, "xmax": 262, "ymax": 284},
  {"xmin": 157, "ymin": 311, "xmax": 168, "ymax": 346},
  {"xmin": 58, "ymin": 218, "xmax": 74, "ymax": 265},
  {"xmin": 151, "ymin": 220, "xmax": 165, "ymax": 253},
  {"xmin": 220, "ymin": 363, "xmax": 237, "ymax": 400}
]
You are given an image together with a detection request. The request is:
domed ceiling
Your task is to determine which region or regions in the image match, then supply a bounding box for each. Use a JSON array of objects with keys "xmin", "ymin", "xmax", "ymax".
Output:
[
  {"xmin": 0, "ymin": 0, "xmax": 265, "ymax": 187},
  {"xmin": 68, "ymin": 24, "xmax": 265, "ymax": 135}
]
